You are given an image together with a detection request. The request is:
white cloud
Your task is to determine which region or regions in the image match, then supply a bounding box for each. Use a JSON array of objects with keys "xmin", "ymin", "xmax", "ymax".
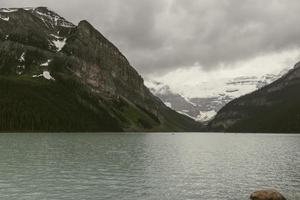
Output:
[{"xmin": 148, "ymin": 48, "xmax": 300, "ymax": 98}]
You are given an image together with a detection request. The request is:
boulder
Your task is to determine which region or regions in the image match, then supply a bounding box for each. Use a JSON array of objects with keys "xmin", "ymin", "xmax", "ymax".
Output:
[{"xmin": 250, "ymin": 190, "xmax": 286, "ymax": 200}]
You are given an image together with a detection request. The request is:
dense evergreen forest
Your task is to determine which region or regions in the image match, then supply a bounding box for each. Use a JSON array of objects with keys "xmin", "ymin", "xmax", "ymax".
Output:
[{"xmin": 0, "ymin": 76, "xmax": 122, "ymax": 132}]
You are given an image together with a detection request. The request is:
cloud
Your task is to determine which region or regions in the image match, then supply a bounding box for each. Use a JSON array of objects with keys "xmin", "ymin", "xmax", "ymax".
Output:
[
  {"xmin": 149, "ymin": 48, "xmax": 300, "ymax": 98},
  {"xmin": 1, "ymin": 0, "xmax": 300, "ymax": 76}
]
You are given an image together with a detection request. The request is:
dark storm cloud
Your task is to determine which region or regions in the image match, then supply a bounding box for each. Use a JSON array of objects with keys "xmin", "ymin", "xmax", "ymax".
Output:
[{"xmin": 1, "ymin": 0, "xmax": 300, "ymax": 75}]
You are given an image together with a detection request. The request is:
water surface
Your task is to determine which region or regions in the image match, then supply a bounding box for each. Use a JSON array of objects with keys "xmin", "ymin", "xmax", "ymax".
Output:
[{"xmin": 0, "ymin": 133, "xmax": 299, "ymax": 200}]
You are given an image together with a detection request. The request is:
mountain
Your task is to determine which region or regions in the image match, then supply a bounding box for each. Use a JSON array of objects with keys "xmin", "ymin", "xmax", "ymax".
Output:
[
  {"xmin": 0, "ymin": 7, "xmax": 202, "ymax": 132},
  {"xmin": 209, "ymin": 62, "xmax": 300, "ymax": 133},
  {"xmin": 146, "ymin": 70, "xmax": 287, "ymax": 122},
  {"xmin": 145, "ymin": 80, "xmax": 225, "ymax": 122}
]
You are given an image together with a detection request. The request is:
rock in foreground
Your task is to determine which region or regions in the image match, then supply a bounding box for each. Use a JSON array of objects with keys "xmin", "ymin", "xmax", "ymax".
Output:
[{"xmin": 250, "ymin": 190, "xmax": 286, "ymax": 200}]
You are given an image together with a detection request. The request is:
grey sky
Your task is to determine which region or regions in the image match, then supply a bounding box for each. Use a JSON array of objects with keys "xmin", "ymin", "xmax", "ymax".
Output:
[{"xmin": 1, "ymin": 0, "xmax": 300, "ymax": 76}]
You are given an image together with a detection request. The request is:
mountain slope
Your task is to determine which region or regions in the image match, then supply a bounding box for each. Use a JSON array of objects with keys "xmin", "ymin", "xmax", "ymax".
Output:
[
  {"xmin": 145, "ymin": 80, "xmax": 225, "ymax": 122},
  {"xmin": 145, "ymin": 70, "xmax": 287, "ymax": 123},
  {"xmin": 0, "ymin": 7, "xmax": 201, "ymax": 132},
  {"xmin": 209, "ymin": 62, "xmax": 300, "ymax": 133},
  {"xmin": 0, "ymin": 76, "xmax": 122, "ymax": 132}
]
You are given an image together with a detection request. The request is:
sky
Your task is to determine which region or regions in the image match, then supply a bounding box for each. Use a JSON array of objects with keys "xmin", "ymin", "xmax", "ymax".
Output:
[
  {"xmin": 2, "ymin": 0, "xmax": 300, "ymax": 97},
  {"xmin": 153, "ymin": 48, "xmax": 300, "ymax": 97}
]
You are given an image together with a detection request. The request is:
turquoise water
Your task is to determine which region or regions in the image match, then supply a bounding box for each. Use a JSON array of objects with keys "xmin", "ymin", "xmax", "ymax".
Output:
[{"xmin": 0, "ymin": 133, "xmax": 299, "ymax": 200}]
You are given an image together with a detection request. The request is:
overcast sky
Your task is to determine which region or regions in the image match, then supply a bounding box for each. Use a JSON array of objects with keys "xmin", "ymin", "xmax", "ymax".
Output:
[{"xmin": 2, "ymin": 0, "xmax": 300, "ymax": 90}]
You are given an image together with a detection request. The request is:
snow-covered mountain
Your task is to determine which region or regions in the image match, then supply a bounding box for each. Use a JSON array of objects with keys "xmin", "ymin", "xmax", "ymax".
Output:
[
  {"xmin": 209, "ymin": 61, "xmax": 300, "ymax": 133},
  {"xmin": 146, "ymin": 68, "xmax": 289, "ymax": 122}
]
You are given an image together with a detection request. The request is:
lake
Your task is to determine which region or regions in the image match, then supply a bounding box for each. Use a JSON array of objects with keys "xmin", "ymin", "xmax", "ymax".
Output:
[{"xmin": 0, "ymin": 133, "xmax": 299, "ymax": 200}]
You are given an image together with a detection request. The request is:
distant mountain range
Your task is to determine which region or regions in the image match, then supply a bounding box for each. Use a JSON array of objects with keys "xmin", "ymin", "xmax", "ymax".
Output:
[
  {"xmin": 209, "ymin": 62, "xmax": 300, "ymax": 133},
  {"xmin": 0, "ymin": 7, "xmax": 202, "ymax": 132},
  {"xmin": 1, "ymin": 7, "xmax": 299, "ymax": 133},
  {"xmin": 146, "ymin": 69, "xmax": 289, "ymax": 122}
]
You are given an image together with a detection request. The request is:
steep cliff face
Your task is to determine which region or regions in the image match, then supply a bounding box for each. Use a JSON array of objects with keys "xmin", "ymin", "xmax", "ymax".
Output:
[
  {"xmin": 0, "ymin": 7, "xmax": 201, "ymax": 132},
  {"xmin": 209, "ymin": 62, "xmax": 300, "ymax": 133},
  {"xmin": 62, "ymin": 20, "xmax": 149, "ymax": 102}
]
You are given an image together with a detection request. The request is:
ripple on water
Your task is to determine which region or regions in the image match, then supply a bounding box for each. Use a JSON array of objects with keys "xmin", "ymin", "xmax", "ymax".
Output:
[{"xmin": 0, "ymin": 133, "xmax": 298, "ymax": 200}]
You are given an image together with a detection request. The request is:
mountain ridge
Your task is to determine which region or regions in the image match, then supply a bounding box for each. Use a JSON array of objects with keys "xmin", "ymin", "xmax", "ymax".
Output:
[
  {"xmin": 0, "ymin": 7, "xmax": 202, "ymax": 132},
  {"xmin": 209, "ymin": 62, "xmax": 300, "ymax": 133},
  {"xmin": 145, "ymin": 68, "xmax": 288, "ymax": 123}
]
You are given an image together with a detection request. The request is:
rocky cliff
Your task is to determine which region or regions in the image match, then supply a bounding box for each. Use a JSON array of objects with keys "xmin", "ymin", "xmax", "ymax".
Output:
[{"xmin": 0, "ymin": 7, "xmax": 202, "ymax": 132}]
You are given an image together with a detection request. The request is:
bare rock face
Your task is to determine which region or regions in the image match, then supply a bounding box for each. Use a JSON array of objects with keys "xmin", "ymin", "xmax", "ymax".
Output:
[
  {"xmin": 250, "ymin": 190, "xmax": 287, "ymax": 200},
  {"xmin": 0, "ymin": 7, "xmax": 202, "ymax": 132}
]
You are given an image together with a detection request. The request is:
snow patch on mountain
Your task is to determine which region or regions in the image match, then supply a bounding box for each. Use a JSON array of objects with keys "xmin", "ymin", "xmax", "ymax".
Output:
[
  {"xmin": 50, "ymin": 34, "xmax": 61, "ymax": 39},
  {"xmin": 42, "ymin": 71, "xmax": 55, "ymax": 80},
  {"xmin": 196, "ymin": 110, "xmax": 217, "ymax": 122},
  {"xmin": 164, "ymin": 102, "xmax": 172, "ymax": 108},
  {"xmin": 32, "ymin": 7, "xmax": 75, "ymax": 28},
  {"xmin": 59, "ymin": 21, "xmax": 75, "ymax": 28},
  {"xmin": 183, "ymin": 96, "xmax": 196, "ymax": 106},
  {"xmin": 53, "ymin": 38, "xmax": 66, "ymax": 51},
  {"xmin": 0, "ymin": 15, "xmax": 9, "ymax": 21},
  {"xmin": 23, "ymin": 7, "xmax": 34, "ymax": 11},
  {"xmin": 0, "ymin": 8, "xmax": 18, "ymax": 13},
  {"xmin": 177, "ymin": 111, "xmax": 195, "ymax": 119},
  {"xmin": 35, "ymin": 10, "xmax": 60, "ymax": 27},
  {"xmin": 50, "ymin": 35, "xmax": 66, "ymax": 52},
  {"xmin": 18, "ymin": 52, "xmax": 25, "ymax": 62},
  {"xmin": 40, "ymin": 59, "xmax": 52, "ymax": 67},
  {"xmin": 32, "ymin": 71, "xmax": 55, "ymax": 81}
]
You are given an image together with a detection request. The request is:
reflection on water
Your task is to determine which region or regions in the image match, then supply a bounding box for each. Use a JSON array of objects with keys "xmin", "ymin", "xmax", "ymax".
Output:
[{"xmin": 0, "ymin": 133, "xmax": 299, "ymax": 200}]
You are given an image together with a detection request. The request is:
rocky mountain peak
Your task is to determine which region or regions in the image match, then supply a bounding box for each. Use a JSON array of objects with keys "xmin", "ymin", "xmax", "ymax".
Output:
[
  {"xmin": 0, "ymin": 7, "xmax": 75, "ymax": 29},
  {"xmin": 78, "ymin": 20, "xmax": 94, "ymax": 30},
  {"xmin": 0, "ymin": 7, "xmax": 202, "ymax": 132},
  {"xmin": 31, "ymin": 7, "xmax": 75, "ymax": 28}
]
